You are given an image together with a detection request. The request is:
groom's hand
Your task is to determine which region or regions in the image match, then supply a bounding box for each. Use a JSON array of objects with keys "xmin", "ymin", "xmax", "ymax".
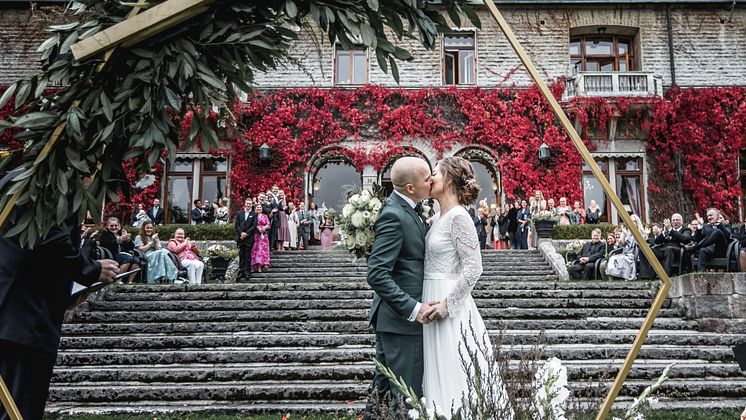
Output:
[{"xmin": 416, "ymin": 302, "xmax": 435, "ymax": 324}]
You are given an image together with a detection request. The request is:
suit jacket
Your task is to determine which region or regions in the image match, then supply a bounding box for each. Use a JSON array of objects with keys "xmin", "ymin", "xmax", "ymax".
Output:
[
  {"xmin": 99, "ymin": 230, "xmax": 134, "ymax": 256},
  {"xmin": 235, "ymin": 209, "xmax": 258, "ymax": 244},
  {"xmin": 0, "ymin": 212, "xmax": 101, "ymax": 353},
  {"xmin": 191, "ymin": 207, "xmax": 204, "ymax": 224},
  {"xmin": 297, "ymin": 209, "xmax": 313, "ymax": 233},
  {"xmin": 507, "ymin": 207, "xmax": 518, "ymax": 233},
  {"xmin": 578, "ymin": 240, "xmax": 606, "ymax": 263},
  {"xmin": 149, "ymin": 206, "xmax": 165, "ymax": 225},
  {"xmin": 664, "ymin": 227, "xmax": 692, "ymax": 247},
  {"xmin": 367, "ymin": 192, "xmax": 426, "ymax": 336}
]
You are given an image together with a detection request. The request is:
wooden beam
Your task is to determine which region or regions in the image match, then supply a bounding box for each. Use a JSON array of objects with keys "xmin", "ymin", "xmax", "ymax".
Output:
[
  {"xmin": 71, "ymin": 0, "xmax": 213, "ymax": 62},
  {"xmin": 480, "ymin": 1, "xmax": 672, "ymax": 419}
]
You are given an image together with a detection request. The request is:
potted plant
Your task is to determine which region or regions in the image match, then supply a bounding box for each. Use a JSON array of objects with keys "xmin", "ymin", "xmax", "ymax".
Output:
[
  {"xmin": 532, "ymin": 210, "xmax": 559, "ymax": 239},
  {"xmin": 203, "ymin": 244, "xmax": 238, "ymax": 280}
]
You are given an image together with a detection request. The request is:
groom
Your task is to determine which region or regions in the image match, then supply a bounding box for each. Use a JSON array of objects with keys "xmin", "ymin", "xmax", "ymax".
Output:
[{"xmin": 365, "ymin": 156, "xmax": 435, "ymax": 417}]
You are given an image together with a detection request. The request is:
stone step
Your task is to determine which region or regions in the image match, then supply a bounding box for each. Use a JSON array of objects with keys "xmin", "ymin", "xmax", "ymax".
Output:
[
  {"xmin": 265, "ymin": 257, "xmax": 552, "ymax": 267},
  {"xmin": 88, "ymin": 297, "xmax": 661, "ymax": 312},
  {"xmin": 58, "ymin": 330, "xmax": 746, "ymax": 349},
  {"xmin": 46, "ymin": 377, "xmax": 746, "ymax": 403},
  {"xmin": 62, "ymin": 317, "xmax": 700, "ymax": 335},
  {"xmin": 55, "ymin": 344, "xmax": 735, "ymax": 366},
  {"xmin": 72, "ymin": 307, "xmax": 683, "ymax": 323},
  {"xmin": 102, "ymin": 281, "xmax": 656, "ymax": 294},
  {"xmin": 237, "ymin": 275, "xmax": 561, "ymax": 282},
  {"xmin": 42, "ymin": 396, "xmax": 746, "ymax": 417},
  {"xmin": 50, "ymin": 360, "xmax": 746, "ymax": 384},
  {"xmin": 248, "ymin": 266, "xmax": 557, "ymax": 274}
]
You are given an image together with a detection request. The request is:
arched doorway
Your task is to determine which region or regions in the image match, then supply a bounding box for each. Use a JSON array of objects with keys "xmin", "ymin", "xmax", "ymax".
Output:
[
  {"xmin": 307, "ymin": 148, "xmax": 362, "ymax": 212},
  {"xmin": 379, "ymin": 147, "xmax": 431, "ymax": 197},
  {"xmin": 455, "ymin": 147, "xmax": 501, "ymax": 209}
]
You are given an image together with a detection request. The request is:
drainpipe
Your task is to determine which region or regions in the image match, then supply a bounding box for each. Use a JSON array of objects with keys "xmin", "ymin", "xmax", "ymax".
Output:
[{"xmin": 666, "ymin": 4, "xmax": 677, "ymax": 86}]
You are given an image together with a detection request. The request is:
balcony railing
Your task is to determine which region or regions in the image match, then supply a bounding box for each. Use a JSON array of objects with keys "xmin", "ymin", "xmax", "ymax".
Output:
[{"xmin": 564, "ymin": 72, "xmax": 663, "ymax": 99}]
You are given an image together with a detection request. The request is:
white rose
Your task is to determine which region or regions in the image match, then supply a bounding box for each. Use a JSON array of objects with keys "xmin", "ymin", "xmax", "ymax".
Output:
[
  {"xmin": 361, "ymin": 189, "xmax": 371, "ymax": 198},
  {"xmin": 358, "ymin": 193, "xmax": 370, "ymax": 205},
  {"xmin": 351, "ymin": 211, "xmax": 365, "ymax": 228},
  {"xmin": 345, "ymin": 234, "xmax": 355, "ymax": 249},
  {"xmin": 370, "ymin": 198, "xmax": 382, "ymax": 210},
  {"xmin": 362, "ymin": 210, "xmax": 371, "ymax": 220},
  {"xmin": 355, "ymin": 230, "xmax": 368, "ymax": 246},
  {"xmin": 342, "ymin": 204, "xmax": 354, "ymax": 218},
  {"xmin": 349, "ymin": 194, "xmax": 360, "ymax": 206}
]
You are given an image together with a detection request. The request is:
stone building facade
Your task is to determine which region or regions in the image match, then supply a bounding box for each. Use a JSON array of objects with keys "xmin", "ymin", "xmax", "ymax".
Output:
[{"xmin": 1, "ymin": 1, "xmax": 745, "ymax": 224}]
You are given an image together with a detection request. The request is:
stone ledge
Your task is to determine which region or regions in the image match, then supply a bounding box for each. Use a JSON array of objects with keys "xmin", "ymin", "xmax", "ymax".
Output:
[{"xmin": 670, "ymin": 273, "xmax": 746, "ymax": 331}]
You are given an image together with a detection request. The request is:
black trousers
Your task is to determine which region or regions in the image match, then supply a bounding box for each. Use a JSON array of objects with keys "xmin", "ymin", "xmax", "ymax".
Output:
[
  {"xmin": 0, "ymin": 340, "xmax": 57, "ymax": 420},
  {"xmin": 299, "ymin": 228, "xmax": 310, "ymax": 249},
  {"xmin": 569, "ymin": 261, "xmax": 596, "ymax": 280},
  {"xmin": 693, "ymin": 230, "xmax": 727, "ymax": 271},
  {"xmin": 237, "ymin": 240, "xmax": 254, "ymax": 278},
  {"xmin": 364, "ymin": 331, "xmax": 423, "ymax": 419}
]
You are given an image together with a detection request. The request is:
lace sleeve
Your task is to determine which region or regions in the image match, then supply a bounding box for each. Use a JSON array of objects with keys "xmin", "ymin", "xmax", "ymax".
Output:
[{"xmin": 446, "ymin": 211, "xmax": 483, "ymax": 318}]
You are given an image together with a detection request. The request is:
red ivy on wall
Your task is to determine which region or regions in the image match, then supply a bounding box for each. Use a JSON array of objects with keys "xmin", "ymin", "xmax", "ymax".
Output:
[{"xmin": 231, "ymin": 83, "xmax": 587, "ymax": 207}]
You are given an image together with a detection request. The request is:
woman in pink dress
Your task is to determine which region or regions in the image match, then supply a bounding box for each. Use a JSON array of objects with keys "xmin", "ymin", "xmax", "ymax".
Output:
[
  {"xmin": 252, "ymin": 203, "xmax": 271, "ymax": 272},
  {"xmin": 320, "ymin": 212, "xmax": 334, "ymax": 250}
]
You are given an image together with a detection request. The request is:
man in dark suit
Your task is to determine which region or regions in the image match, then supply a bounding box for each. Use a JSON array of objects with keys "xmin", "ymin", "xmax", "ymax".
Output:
[
  {"xmin": 267, "ymin": 186, "xmax": 282, "ymax": 251},
  {"xmin": 507, "ymin": 199, "xmax": 519, "ymax": 249},
  {"xmin": 149, "ymin": 198, "xmax": 165, "ymax": 226},
  {"xmin": 655, "ymin": 213, "xmax": 692, "ymax": 275},
  {"xmin": 685, "ymin": 208, "xmax": 733, "ymax": 271},
  {"xmin": 569, "ymin": 228, "xmax": 606, "ymax": 280},
  {"xmin": 0, "ymin": 202, "xmax": 119, "ymax": 419},
  {"xmin": 364, "ymin": 157, "xmax": 434, "ymax": 418},
  {"xmin": 297, "ymin": 201, "xmax": 312, "ymax": 250},
  {"xmin": 235, "ymin": 197, "xmax": 257, "ymax": 281},
  {"xmin": 191, "ymin": 199, "xmax": 204, "ymax": 224}
]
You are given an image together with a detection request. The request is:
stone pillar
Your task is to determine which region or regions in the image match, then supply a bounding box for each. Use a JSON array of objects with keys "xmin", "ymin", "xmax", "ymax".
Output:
[
  {"xmin": 669, "ymin": 273, "xmax": 746, "ymax": 333},
  {"xmin": 362, "ymin": 165, "xmax": 377, "ymax": 192}
]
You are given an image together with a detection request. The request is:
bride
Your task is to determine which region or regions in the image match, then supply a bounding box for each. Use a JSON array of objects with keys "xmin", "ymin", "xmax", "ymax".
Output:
[{"xmin": 421, "ymin": 156, "xmax": 512, "ymax": 419}]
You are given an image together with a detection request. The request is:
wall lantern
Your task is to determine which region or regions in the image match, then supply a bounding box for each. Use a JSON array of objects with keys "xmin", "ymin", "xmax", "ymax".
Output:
[
  {"xmin": 259, "ymin": 142, "xmax": 271, "ymax": 161},
  {"xmin": 537, "ymin": 142, "xmax": 551, "ymax": 163}
]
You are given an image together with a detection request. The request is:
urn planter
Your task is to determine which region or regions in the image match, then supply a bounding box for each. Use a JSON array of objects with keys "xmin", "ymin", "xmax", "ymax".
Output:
[
  {"xmin": 209, "ymin": 257, "xmax": 231, "ymax": 280},
  {"xmin": 534, "ymin": 219, "xmax": 557, "ymax": 239}
]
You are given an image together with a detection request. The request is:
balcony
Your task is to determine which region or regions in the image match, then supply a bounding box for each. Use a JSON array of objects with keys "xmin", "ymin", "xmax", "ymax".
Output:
[{"xmin": 564, "ymin": 72, "xmax": 663, "ymax": 100}]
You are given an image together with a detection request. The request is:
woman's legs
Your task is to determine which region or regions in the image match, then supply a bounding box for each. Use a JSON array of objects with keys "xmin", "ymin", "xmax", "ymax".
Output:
[{"xmin": 182, "ymin": 259, "xmax": 205, "ymax": 284}]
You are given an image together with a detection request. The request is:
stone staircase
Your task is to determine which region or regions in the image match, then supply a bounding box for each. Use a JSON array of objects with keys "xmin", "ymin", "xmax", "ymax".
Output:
[{"xmin": 48, "ymin": 250, "xmax": 746, "ymax": 417}]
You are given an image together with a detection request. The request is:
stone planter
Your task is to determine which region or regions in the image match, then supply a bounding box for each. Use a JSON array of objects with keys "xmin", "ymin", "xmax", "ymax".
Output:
[
  {"xmin": 534, "ymin": 219, "xmax": 556, "ymax": 239},
  {"xmin": 209, "ymin": 257, "xmax": 231, "ymax": 280}
]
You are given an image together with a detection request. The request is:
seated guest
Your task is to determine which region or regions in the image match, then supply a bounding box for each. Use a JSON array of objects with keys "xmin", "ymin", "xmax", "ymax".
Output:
[
  {"xmin": 605, "ymin": 231, "xmax": 618, "ymax": 255},
  {"xmin": 606, "ymin": 215, "xmax": 644, "ymax": 281},
  {"xmin": 134, "ymin": 220, "xmax": 178, "ymax": 284},
  {"xmin": 569, "ymin": 228, "xmax": 606, "ymax": 280},
  {"xmin": 684, "ymin": 208, "xmax": 733, "ymax": 272},
  {"xmin": 654, "ymin": 214, "xmax": 692, "ymax": 275},
  {"xmin": 168, "ymin": 228, "xmax": 204, "ymax": 284},
  {"xmin": 586, "ymin": 200, "xmax": 602, "ymax": 224},
  {"xmin": 99, "ymin": 217, "xmax": 140, "ymax": 283}
]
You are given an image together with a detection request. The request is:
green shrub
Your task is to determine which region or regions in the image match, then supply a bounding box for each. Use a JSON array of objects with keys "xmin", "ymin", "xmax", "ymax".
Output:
[
  {"xmin": 552, "ymin": 223, "xmax": 617, "ymax": 240},
  {"xmin": 98, "ymin": 224, "xmax": 236, "ymax": 241}
]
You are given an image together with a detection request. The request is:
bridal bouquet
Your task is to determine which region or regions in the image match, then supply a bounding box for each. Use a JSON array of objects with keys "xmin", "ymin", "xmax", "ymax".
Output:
[{"xmin": 336, "ymin": 187, "xmax": 384, "ymax": 260}]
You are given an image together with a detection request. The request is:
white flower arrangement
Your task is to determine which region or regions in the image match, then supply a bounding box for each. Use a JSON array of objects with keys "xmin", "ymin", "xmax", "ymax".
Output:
[
  {"xmin": 204, "ymin": 244, "xmax": 238, "ymax": 259},
  {"xmin": 533, "ymin": 357, "xmax": 570, "ymax": 420},
  {"xmin": 335, "ymin": 186, "xmax": 386, "ymax": 259}
]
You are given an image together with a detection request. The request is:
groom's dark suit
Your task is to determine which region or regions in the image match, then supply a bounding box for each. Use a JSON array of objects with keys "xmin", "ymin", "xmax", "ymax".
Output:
[{"xmin": 366, "ymin": 192, "xmax": 426, "ymax": 415}]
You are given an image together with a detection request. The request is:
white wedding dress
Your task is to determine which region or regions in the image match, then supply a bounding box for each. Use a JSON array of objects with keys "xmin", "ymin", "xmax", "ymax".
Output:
[{"xmin": 422, "ymin": 206, "xmax": 512, "ymax": 419}]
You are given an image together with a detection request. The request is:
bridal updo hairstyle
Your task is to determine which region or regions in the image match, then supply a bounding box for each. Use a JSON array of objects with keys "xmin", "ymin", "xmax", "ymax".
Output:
[{"xmin": 439, "ymin": 156, "xmax": 480, "ymax": 206}]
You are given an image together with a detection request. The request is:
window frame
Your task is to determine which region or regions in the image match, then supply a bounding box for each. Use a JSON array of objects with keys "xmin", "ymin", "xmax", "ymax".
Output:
[
  {"xmin": 615, "ymin": 157, "xmax": 645, "ymax": 221},
  {"xmin": 582, "ymin": 159, "xmax": 611, "ymax": 223},
  {"xmin": 570, "ymin": 35, "xmax": 636, "ymax": 73},
  {"xmin": 333, "ymin": 45, "xmax": 369, "ymax": 86},
  {"xmin": 442, "ymin": 31, "xmax": 477, "ymax": 86}
]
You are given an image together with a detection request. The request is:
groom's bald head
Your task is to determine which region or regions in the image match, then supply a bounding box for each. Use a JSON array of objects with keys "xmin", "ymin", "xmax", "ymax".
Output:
[{"xmin": 391, "ymin": 157, "xmax": 431, "ymax": 201}]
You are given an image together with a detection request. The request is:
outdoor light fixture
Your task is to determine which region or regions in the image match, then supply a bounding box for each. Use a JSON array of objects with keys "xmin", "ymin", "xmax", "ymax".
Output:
[
  {"xmin": 537, "ymin": 142, "xmax": 551, "ymax": 163},
  {"xmin": 259, "ymin": 142, "xmax": 271, "ymax": 161}
]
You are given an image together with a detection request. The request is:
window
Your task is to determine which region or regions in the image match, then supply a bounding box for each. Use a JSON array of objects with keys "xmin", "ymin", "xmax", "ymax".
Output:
[
  {"xmin": 443, "ymin": 33, "xmax": 475, "ymax": 85},
  {"xmin": 165, "ymin": 157, "xmax": 228, "ymax": 223},
  {"xmin": 570, "ymin": 35, "xmax": 635, "ymax": 74},
  {"xmin": 616, "ymin": 158, "xmax": 644, "ymax": 220},
  {"xmin": 335, "ymin": 47, "xmax": 367, "ymax": 85},
  {"xmin": 582, "ymin": 160, "xmax": 610, "ymax": 223}
]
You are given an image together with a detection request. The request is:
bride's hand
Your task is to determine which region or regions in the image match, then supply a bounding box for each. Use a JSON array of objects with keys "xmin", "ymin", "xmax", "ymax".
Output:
[{"xmin": 424, "ymin": 301, "xmax": 449, "ymax": 321}]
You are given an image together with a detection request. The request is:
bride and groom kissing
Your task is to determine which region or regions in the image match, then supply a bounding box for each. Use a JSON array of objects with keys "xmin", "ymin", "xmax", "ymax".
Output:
[{"xmin": 364, "ymin": 156, "xmax": 511, "ymax": 419}]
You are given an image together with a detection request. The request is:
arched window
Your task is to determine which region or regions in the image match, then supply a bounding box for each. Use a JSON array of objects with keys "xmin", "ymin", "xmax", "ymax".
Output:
[{"xmin": 570, "ymin": 35, "xmax": 635, "ymax": 74}]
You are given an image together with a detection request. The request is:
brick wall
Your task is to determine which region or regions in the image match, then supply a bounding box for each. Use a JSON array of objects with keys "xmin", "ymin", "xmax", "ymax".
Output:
[{"xmin": 1, "ymin": 4, "xmax": 744, "ymax": 88}]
